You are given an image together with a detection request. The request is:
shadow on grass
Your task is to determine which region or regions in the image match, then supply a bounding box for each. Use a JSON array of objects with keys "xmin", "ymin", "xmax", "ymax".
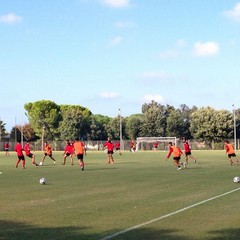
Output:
[
  {"xmin": 107, "ymin": 228, "xmax": 191, "ymax": 240},
  {"xmin": 208, "ymin": 228, "xmax": 240, "ymax": 240},
  {"xmin": 0, "ymin": 220, "xmax": 101, "ymax": 240}
]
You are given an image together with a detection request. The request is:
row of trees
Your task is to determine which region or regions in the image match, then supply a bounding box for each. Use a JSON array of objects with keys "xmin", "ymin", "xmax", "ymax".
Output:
[{"xmin": 0, "ymin": 100, "xmax": 239, "ymax": 145}]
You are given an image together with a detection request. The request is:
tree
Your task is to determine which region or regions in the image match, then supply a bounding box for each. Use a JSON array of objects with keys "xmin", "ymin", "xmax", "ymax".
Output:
[
  {"xmin": 24, "ymin": 100, "xmax": 62, "ymax": 140},
  {"xmin": 0, "ymin": 120, "xmax": 7, "ymax": 140},
  {"xmin": 59, "ymin": 105, "xmax": 92, "ymax": 140},
  {"xmin": 125, "ymin": 114, "xmax": 143, "ymax": 140},
  {"xmin": 141, "ymin": 101, "xmax": 166, "ymax": 137},
  {"xmin": 190, "ymin": 107, "xmax": 233, "ymax": 148},
  {"xmin": 89, "ymin": 114, "xmax": 110, "ymax": 140}
]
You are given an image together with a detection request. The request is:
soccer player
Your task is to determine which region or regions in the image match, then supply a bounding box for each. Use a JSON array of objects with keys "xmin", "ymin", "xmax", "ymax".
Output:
[
  {"xmin": 153, "ymin": 141, "xmax": 158, "ymax": 151},
  {"xmin": 183, "ymin": 139, "xmax": 196, "ymax": 164},
  {"xmin": 4, "ymin": 142, "xmax": 10, "ymax": 156},
  {"xmin": 41, "ymin": 142, "xmax": 56, "ymax": 165},
  {"xmin": 224, "ymin": 140, "xmax": 239, "ymax": 165},
  {"xmin": 166, "ymin": 142, "xmax": 186, "ymax": 170},
  {"xmin": 115, "ymin": 141, "xmax": 122, "ymax": 155},
  {"xmin": 63, "ymin": 140, "xmax": 74, "ymax": 165},
  {"xmin": 73, "ymin": 137, "xmax": 86, "ymax": 170},
  {"xmin": 130, "ymin": 140, "xmax": 136, "ymax": 152},
  {"xmin": 104, "ymin": 137, "xmax": 115, "ymax": 164},
  {"xmin": 14, "ymin": 141, "xmax": 25, "ymax": 169},
  {"xmin": 24, "ymin": 140, "xmax": 38, "ymax": 166}
]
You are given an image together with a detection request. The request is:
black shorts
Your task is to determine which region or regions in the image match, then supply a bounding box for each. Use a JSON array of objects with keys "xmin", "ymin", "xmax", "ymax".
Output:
[
  {"xmin": 107, "ymin": 150, "xmax": 114, "ymax": 154},
  {"xmin": 65, "ymin": 153, "xmax": 71, "ymax": 157},
  {"xmin": 27, "ymin": 153, "xmax": 33, "ymax": 158},
  {"xmin": 18, "ymin": 155, "xmax": 25, "ymax": 161},
  {"xmin": 185, "ymin": 151, "xmax": 191, "ymax": 156},
  {"xmin": 44, "ymin": 153, "xmax": 52, "ymax": 157},
  {"xmin": 173, "ymin": 156, "xmax": 181, "ymax": 161},
  {"xmin": 77, "ymin": 154, "xmax": 84, "ymax": 160},
  {"xmin": 228, "ymin": 153, "xmax": 236, "ymax": 158}
]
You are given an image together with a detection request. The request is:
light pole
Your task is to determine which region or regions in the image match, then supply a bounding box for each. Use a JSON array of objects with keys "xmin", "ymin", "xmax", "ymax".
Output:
[
  {"xmin": 118, "ymin": 108, "xmax": 124, "ymax": 150},
  {"xmin": 232, "ymin": 104, "xmax": 237, "ymax": 150}
]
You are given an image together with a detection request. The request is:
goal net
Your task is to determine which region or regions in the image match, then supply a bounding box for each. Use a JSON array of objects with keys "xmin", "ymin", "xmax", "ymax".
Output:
[{"xmin": 136, "ymin": 137, "xmax": 177, "ymax": 151}]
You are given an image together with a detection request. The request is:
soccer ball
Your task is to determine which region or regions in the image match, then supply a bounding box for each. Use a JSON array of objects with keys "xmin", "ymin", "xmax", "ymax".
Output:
[
  {"xmin": 233, "ymin": 176, "xmax": 240, "ymax": 183},
  {"xmin": 39, "ymin": 161, "xmax": 43, "ymax": 166},
  {"xmin": 39, "ymin": 177, "xmax": 47, "ymax": 185}
]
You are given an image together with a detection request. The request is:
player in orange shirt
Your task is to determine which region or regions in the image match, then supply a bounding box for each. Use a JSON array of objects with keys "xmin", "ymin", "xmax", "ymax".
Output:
[
  {"xmin": 224, "ymin": 140, "xmax": 239, "ymax": 165},
  {"xmin": 166, "ymin": 142, "xmax": 186, "ymax": 170},
  {"xmin": 41, "ymin": 142, "xmax": 56, "ymax": 165},
  {"xmin": 73, "ymin": 137, "xmax": 86, "ymax": 171}
]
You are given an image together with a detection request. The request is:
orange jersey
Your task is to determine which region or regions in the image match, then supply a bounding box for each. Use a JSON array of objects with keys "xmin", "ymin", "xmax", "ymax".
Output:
[
  {"xmin": 74, "ymin": 141, "xmax": 85, "ymax": 154},
  {"xmin": 45, "ymin": 144, "xmax": 52, "ymax": 155},
  {"xmin": 225, "ymin": 143, "xmax": 235, "ymax": 154},
  {"xmin": 167, "ymin": 145, "xmax": 183, "ymax": 158}
]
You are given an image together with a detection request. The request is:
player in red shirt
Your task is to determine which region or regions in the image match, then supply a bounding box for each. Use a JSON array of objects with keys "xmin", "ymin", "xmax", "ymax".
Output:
[
  {"xmin": 63, "ymin": 140, "xmax": 74, "ymax": 165},
  {"xmin": 104, "ymin": 137, "xmax": 115, "ymax": 164},
  {"xmin": 4, "ymin": 142, "xmax": 10, "ymax": 156},
  {"xmin": 24, "ymin": 141, "xmax": 38, "ymax": 166},
  {"xmin": 153, "ymin": 141, "xmax": 158, "ymax": 151},
  {"xmin": 115, "ymin": 141, "xmax": 122, "ymax": 155},
  {"xmin": 14, "ymin": 141, "xmax": 25, "ymax": 169},
  {"xmin": 183, "ymin": 139, "xmax": 196, "ymax": 164},
  {"xmin": 166, "ymin": 142, "xmax": 186, "ymax": 170}
]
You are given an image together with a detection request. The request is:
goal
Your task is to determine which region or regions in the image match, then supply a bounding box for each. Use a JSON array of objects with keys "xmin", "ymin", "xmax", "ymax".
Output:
[{"xmin": 136, "ymin": 137, "xmax": 177, "ymax": 151}]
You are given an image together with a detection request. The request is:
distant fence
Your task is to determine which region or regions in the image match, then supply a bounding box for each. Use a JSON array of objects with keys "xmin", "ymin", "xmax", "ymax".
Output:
[{"xmin": 0, "ymin": 139, "xmax": 239, "ymax": 152}]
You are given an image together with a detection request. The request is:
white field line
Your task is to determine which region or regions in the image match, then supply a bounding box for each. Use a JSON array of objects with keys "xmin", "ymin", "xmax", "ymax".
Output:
[{"xmin": 99, "ymin": 187, "xmax": 240, "ymax": 240}]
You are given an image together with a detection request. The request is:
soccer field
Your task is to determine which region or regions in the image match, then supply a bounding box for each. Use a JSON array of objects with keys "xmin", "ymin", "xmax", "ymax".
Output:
[{"xmin": 1, "ymin": 150, "xmax": 240, "ymax": 240}]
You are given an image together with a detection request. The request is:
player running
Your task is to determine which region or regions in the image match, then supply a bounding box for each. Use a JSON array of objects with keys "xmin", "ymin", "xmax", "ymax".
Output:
[
  {"xmin": 166, "ymin": 142, "xmax": 186, "ymax": 170},
  {"xmin": 41, "ymin": 142, "xmax": 56, "ymax": 165},
  {"xmin": 14, "ymin": 141, "xmax": 26, "ymax": 169},
  {"xmin": 224, "ymin": 140, "xmax": 239, "ymax": 165},
  {"xmin": 73, "ymin": 137, "xmax": 86, "ymax": 171},
  {"xmin": 183, "ymin": 139, "xmax": 196, "ymax": 164}
]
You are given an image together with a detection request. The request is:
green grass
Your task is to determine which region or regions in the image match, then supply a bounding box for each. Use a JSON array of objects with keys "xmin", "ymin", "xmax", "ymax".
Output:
[{"xmin": 1, "ymin": 150, "xmax": 240, "ymax": 240}]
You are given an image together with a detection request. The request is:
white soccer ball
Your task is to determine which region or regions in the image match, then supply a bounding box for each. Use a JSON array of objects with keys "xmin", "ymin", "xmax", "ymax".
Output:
[
  {"xmin": 233, "ymin": 176, "xmax": 240, "ymax": 183},
  {"xmin": 39, "ymin": 161, "xmax": 43, "ymax": 166},
  {"xmin": 39, "ymin": 177, "xmax": 47, "ymax": 185}
]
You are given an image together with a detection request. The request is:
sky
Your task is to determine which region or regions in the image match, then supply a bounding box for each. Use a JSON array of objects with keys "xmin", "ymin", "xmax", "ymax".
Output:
[{"xmin": 1, "ymin": 0, "xmax": 240, "ymax": 131}]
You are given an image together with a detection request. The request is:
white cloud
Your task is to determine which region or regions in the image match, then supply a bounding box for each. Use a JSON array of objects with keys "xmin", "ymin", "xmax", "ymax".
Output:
[
  {"xmin": 0, "ymin": 13, "xmax": 22, "ymax": 24},
  {"xmin": 109, "ymin": 36, "xmax": 123, "ymax": 45},
  {"xmin": 224, "ymin": 3, "xmax": 240, "ymax": 21},
  {"xmin": 193, "ymin": 41, "xmax": 219, "ymax": 57},
  {"xmin": 99, "ymin": 91, "xmax": 119, "ymax": 99},
  {"xmin": 101, "ymin": 0, "xmax": 131, "ymax": 8},
  {"xmin": 143, "ymin": 94, "xmax": 165, "ymax": 103}
]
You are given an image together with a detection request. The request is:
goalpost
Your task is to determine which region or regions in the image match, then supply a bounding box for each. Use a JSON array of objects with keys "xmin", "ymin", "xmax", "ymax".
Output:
[{"xmin": 136, "ymin": 137, "xmax": 177, "ymax": 151}]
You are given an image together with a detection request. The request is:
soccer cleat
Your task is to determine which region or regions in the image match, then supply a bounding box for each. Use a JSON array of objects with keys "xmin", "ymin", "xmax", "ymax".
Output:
[
  {"xmin": 183, "ymin": 162, "xmax": 187, "ymax": 169},
  {"xmin": 177, "ymin": 167, "xmax": 182, "ymax": 170},
  {"xmin": 54, "ymin": 161, "xmax": 56, "ymax": 164}
]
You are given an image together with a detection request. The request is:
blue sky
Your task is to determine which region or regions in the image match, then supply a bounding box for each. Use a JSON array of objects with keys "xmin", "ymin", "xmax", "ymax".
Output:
[{"xmin": 1, "ymin": 0, "xmax": 240, "ymax": 131}]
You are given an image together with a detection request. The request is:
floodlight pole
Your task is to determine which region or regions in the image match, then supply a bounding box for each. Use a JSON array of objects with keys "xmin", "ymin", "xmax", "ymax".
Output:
[
  {"xmin": 118, "ymin": 108, "xmax": 124, "ymax": 151},
  {"xmin": 232, "ymin": 104, "xmax": 237, "ymax": 150}
]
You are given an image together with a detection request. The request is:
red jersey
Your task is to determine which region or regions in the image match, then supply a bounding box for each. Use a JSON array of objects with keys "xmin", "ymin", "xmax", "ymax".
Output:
[
  {"xmin": 24, "ymin": 143, "xmax": 31, "ymax": 155},
  {"xmin": 4, "ymin": 142, "xmax": 9, "ymax": 149},
  {"xmin": 15, "ymin": 143, "xmax": 24, "ymax": 157},
  {"xmin": 184, "ymin": 141, "xmax": 191, "ymax": 153},
  {"xmin": 115, "ymin": 142, "xmax": 120, "ymax": 149},
  {"xmin": 64, "ymin": 144, "xmax": 74, "ymax": 154},
  {"xmin": 104, "ymin": 141, "xmax": 114, "ymax": 151},
  {"xmin": 44, "ymin": 144, "xmax": 52, "ymax": 155},
  {"xmin": 167, "ymin": 145, "xmax": 183, "ymax": 158}
]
